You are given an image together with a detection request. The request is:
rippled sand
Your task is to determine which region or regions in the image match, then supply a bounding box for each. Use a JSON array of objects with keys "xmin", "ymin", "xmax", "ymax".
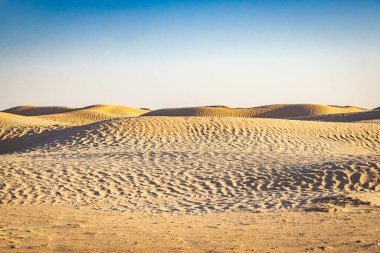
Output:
[{"xmin": 0, "ymin": 104, "xmax": 379, "ymax": 252}]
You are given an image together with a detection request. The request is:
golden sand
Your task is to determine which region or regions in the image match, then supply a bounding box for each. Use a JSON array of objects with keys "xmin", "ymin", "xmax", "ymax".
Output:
[
  {"xmin": 144, "ymin": 104, "xmax": 367, "ymax": 118},
  {"xmin": 0, "ymin": 104, "xmax": 379, "ymax": 252}
]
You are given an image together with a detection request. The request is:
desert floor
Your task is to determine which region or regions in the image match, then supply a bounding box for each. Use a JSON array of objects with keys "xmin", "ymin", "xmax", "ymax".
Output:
[
  {"xmin": 0, "ymin": 104, "xmax": 379, "ymax": 252},
  {"xmin": 1, "ymin": 205, "xmax": 380, "ymax": 253}
]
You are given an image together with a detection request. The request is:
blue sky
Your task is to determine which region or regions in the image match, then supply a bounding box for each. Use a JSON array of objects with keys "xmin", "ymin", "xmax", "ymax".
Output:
[{"xmin": 1, "ymin": 0, "xmax": 379, "ymax": 109}]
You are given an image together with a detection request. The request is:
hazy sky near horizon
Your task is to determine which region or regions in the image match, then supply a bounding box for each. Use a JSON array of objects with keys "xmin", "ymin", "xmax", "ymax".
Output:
[{"xmin": 1, "ymin": 0, "xmax": 379, "ymax": 110}]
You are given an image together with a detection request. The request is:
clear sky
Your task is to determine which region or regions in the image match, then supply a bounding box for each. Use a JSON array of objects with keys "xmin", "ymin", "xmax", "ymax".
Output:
[{"xmin": 1, "ymin": 0, "xmax": 379, "ymax": 110}]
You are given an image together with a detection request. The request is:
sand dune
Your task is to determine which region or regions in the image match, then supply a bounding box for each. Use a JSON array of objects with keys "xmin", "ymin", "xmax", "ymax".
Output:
[
  {"xmin": 0, "ymin": 112, "xmax": 62, "ymax": 126},
  {"xmin": 3, "ymin": 105, "xmax": 75, "ymax": 116},
  {"xmin": 291, "ymin": 109, "xmax": 380, "ymax": 122},
  {"xmin": 18, "ymin": 117, "xmax": 380, "ymax": 155},
  {"xmin": 1, "ymin": 104, "xmax": 380, "ymax": 252},
  {"xmin": 3, "ymin": 104, "xmax": 149, "ymax": 125},
  {"xmin": 143, "ymin": 104, "xmax": 367, "ymax": 118},
  {"xmin": 33, "ymin": 104, "xmax": 149, "ymax": 124},
  {"xmin": 0, "ymin": 112, "xmax": 66, "ymax": 154},
  {"xmin": 0, "ymin": 104, "xmax": 149, "ymax": 152},
  {"xmin": 1, "ymin": 116, "xmax": 379, "ymax": 213}
]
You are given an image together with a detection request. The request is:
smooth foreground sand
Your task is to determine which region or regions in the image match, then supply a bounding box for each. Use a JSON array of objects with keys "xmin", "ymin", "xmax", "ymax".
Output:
[{"xmin": 0, "ymin": 104, "xmax": 379, "ymax": 252}]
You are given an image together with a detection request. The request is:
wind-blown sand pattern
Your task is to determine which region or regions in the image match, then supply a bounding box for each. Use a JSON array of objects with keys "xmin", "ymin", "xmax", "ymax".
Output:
[
  {"xmin": 35, "ymin": 104, "xmax": 149, "ymax": 124},
  {"xmin": 1, "ymin": 116, "xmax": 380, "ymax": 212},
  {"xmin": 291, "ymin": 110, "xmax": 380, "ymax": 123},
  {"xmin": 3, "ymin": 105, "xmax": 75, "ymax": 116},
  {"xmin": 3, "ymin": 104, "xmax": 149, "ymax": 125},
  {"xmin": 1, "ymin": 104, "xmax": 380, "ymax": 252},
  {"xmin": 144, "ymin": 104, "xmax": 367, "ymax": 118}
]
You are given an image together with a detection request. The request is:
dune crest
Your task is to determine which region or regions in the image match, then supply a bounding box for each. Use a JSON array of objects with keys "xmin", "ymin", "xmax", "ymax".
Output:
[
  {"xmin": 143, "ymin": 104, "xmax": 367, "ymax": 118},
  {"xmin": 2, "ymin": 104, "xmax": 150, "ymax": 125},
  {"xmin": 292, "ymin": 110, "xmax": 380, "ymax": 122},
  {"xmin": 1, "ymin": 115, "xmax": 379, "ymax": 213},
  {"xmin": 3, "ymin": 105, "xmax": 76, "ymax": 116},
  {"xmin": 0, "ymin": 112, "xmax": 63, "ymax": 126},
  {"xmin": 0, "ymin": 104, "xmax": 150, "ymax": 152},
  {"xmin": 16, "ymin": 117, "xmax": 379, "ymax": 155},
  {"xmin": 0, "ymin": 112, "xmax": 66, "ymax": 154},
  {"xmin": 35, "ymin": 104, "xmax": 149, "ymax": 124}
]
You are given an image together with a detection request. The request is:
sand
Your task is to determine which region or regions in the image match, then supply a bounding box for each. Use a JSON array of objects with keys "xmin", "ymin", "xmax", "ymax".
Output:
[
  {"xmin": 291, "ymin": 110, "xmax": 380, "ymax": 122},
  {"xmin": 0, "ymin": 104, "xmax": 379, "ymax": 252},
  {"xmin": 4, "ymin": 104, "xmax": 149, "ymax": 125},
  {"xmin": 3, "ymin": 105, "xmax": 75, "ymax": 116},
  {"xmin": 144, "ymin": 104, "xmax": 367, "ymax": 118},
  {"xmin": 1, "ymin": 205, "xmax": 380, "ymax": 253}
]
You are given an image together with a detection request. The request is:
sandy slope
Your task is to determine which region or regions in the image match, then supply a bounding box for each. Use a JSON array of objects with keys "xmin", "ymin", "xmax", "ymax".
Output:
[
  {"xmin": 1, "ymin": 104, "xmax": 380, "ymax": 252},
  {"xmin": 34, "ymin": 105, "xmax": 149, "ymax": 125},
  {"xmin": 291, "ymin": 109, "xmax": 380, "ymax": 122},
  {"xmin": 0, "ymin": 104, "xmax": 149, "ymax": 152},
  {"xmin": 0, "ymin": 112, "xmax": 67, "ymax": 154},
  {"xmin": 2, "ymin": 104, "xmax": 149, "ymax": 125},
  {"xmin": 3, "ymin": 105, "xmax": 75, "ymax": 116},
  {"xmin": 144, "ymin": 104, "xmax": 367, "ymax": 118},
  {"xmin": 17, "ymin": 117, "xmax": 380, "ymax": 155},
  {"xmin": 1, "ymin": 116, "xmax": 379, "ymax": 213},
  {"xmin": 0, "ymin": 112, "xmax": 62, "ymax": 126}
]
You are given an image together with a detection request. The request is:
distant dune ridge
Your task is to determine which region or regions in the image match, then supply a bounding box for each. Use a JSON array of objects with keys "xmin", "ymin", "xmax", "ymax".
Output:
[
  {"xmin": 293, "ymin": 110, "xmax": 380, "ymax": 123},
  {"xmin": 0, "ymin": 103, "xmax": 379, "ymax": 213},
  {"xmin": 0, "ymin": 104, "xmax": 148, "ymax": 153},
  {"xmin": 143, "ymin": 104, "xmax": 367, "ymax": 118},
  {"xmin": 3, "ymin": 105, "xmax": 75, "ymax": 116},
  {"xmin": 0, "ymin": 111, "xmax": 62, "ymax": 126},
  {"xmin": 3, "ymin": 104, "xmax": 149, "ymax": 125}
]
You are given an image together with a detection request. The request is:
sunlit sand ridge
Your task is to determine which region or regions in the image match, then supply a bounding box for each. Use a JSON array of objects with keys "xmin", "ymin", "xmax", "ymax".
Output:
[
  {"xmin": 0, "ymin": 104, "xmax": 380, "ymax": 252},
  {"xmin": 144, "ymin": 104, "xmax": 367, "ymax": 118},
  {"xmin": 4, "ymin": 104, "xmax": 149, "ymax": 125}
]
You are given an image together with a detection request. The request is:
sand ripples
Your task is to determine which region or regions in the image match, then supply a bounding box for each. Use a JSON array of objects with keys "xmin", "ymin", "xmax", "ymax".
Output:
[{"xmin": 1, "ymin": 116, "xmax": 379, "ymax": 213}]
